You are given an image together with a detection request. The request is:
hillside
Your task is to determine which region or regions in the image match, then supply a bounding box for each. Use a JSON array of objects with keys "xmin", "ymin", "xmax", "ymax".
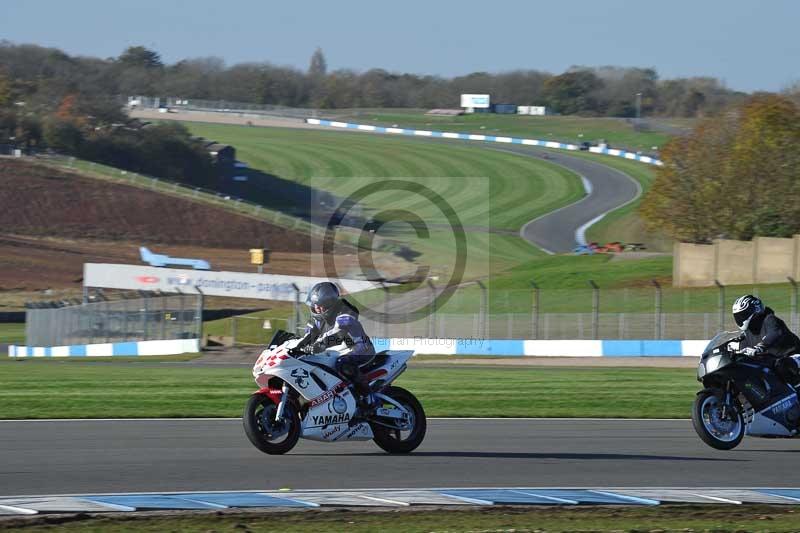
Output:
[{"xmin": 0, "ymin": 158, "xmax": 312, "ymax": 250}]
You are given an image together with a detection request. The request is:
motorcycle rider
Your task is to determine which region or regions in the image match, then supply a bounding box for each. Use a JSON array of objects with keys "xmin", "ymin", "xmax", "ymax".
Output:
[
  {"xmin": 733, "ymin": 294, "xmax": 800, "ymax": 384},
  {"xmin": 294, "ymin": 281, "xmax": 377, "ymax": 411}
]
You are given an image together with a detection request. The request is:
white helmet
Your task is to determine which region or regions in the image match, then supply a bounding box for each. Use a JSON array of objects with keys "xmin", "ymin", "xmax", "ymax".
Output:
[{"xmin": 732, "ymin": 294, "xmax": 764, "ymax": 331}]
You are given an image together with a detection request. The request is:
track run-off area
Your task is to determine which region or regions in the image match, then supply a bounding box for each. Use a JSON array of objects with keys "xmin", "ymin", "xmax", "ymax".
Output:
[{"xmin": 2, "ymin": 418, "xmax": 797, "ymax": 497}]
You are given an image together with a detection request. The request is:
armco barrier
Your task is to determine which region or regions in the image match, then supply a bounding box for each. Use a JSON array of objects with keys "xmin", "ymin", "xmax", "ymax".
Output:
[
  {"xmin": 8, "ymin": 338, "xmax": 200, "ymax": 358},
  {"xmin": 305, "ymin": 118, "xmax": 663, "ymax": 166},
  {"xmin": 372, "ymin": 338, "xmax": 706, "ymax": 357}
]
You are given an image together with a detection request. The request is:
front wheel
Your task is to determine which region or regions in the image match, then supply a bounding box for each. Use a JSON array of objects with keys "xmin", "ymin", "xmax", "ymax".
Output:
[
  {"xmin": 372, "ymin": 386, "xmax": 426, "ymax": 454},
  {"xmin": 243, "ymin": 394, "xmax": 301, "ymax": 455},
  {"xmin": 692, "ymin": 389, "xmax": 745, "ymax": 450}
]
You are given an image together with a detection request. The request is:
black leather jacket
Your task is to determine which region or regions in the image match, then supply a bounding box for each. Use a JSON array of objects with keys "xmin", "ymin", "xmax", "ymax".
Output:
[{"xmin": 742, "ymin": 307, "xmax": 800, "ymax": 358}]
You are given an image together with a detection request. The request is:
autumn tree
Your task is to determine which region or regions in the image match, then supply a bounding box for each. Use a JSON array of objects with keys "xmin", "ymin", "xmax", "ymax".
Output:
[{"xmin": 640, "ymin": 94, "xmax": 800, "ymax": 242}]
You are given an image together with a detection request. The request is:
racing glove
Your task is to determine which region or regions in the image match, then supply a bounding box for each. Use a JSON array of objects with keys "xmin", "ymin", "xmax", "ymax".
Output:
[{"xmin": 741, "ymin": 346, "xmax": 764, "ymax": 357}]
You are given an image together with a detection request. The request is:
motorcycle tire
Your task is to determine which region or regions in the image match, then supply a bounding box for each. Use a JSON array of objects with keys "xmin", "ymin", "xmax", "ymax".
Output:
[
  {"xmin": 371, "ymin": 386, "xmax": 426, "ymax": 454},
  {"xmin": 243, "ymin": 393, "xmax": 301, "ymax": 455},
  {"xmin": 692, "ymin": 389, "xmax": 745, "ymax": 450}
]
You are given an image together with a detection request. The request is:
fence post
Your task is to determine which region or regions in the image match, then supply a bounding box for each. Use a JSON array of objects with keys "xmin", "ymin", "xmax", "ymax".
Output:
[
  {"xmin": 292, "ymin": 283, "xmax": 301, "ymax": 334},
  {"xmin": 589, "ymin": 280, "xmax": 599, "ymax": 340},
  {"xmin": 195, "ymin": 288, "xmax": 204, "ymax": 342},
  {"xmin": 178, "ymin": 291, "xmax": 185, "ymax": 339},
  {"xmin": 161, "ymin": 296, "xmax": 167, "ymax": 340},
  {"xmin": 477, "ymin": 281, "xmax": 487, "ymax": 340},
  {"xmin": 142, "ymin": 295, "xmax": 149, "ymax": 341},
  {"xmin": 652, "ymin": 279, "xmax": 662, "ymax": 340},
  {"xmin": 530, "ymin": 280, "xmax": 539, "ymax": 340},
  {"xmin": 715, "ymin": 279, "xmax": 725, "ymax": 331},
  {"xmin": 789, "ymin": 277, "xmax": 799, "ymax": 333},
  {"xmin": 381, "ymin": 282, "xmax": 390, "ymax": 340},
  {"xmin": 427, "ymin": 280, "xmax": 436, "ymax": 338},
  {"xmin": 231, "ymin": 316, "xmax": 238, "ymax": 345}
]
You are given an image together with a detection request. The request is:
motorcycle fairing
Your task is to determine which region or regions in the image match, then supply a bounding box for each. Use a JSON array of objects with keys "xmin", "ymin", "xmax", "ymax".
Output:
[
  {"xmin": 747, "ymin": 392, "xmax": 800, "ymax": 437},
  {"xmin": 252, "ymin": 346, "xmax": 415, "ymax": 442}
]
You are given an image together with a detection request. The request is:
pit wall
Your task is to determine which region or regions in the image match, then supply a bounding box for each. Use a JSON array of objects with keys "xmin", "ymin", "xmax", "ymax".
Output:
[
  {"xmin": 305, "ymin": 119, "xmax": 663, "ymax": 165},
  {"xmin": 674, "ymin": 236, "xmax": 800, "ymax": 287},
  {"xmin": 8, "ymin": 338, "xmax": 200, "ymax": 357}
]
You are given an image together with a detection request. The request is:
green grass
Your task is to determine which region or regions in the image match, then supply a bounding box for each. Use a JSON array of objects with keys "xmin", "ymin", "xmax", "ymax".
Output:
[
  {"xmin": 183, "ymin": 122, "xmax": 587, "ymax": 277},
  {"xmin": 0, "ymin": 322, "xmax": 25, "ymax": 344},
  {"xmin": 0, "ymin": 360, "xmax": 697, "ymax": 419},
  {"xmin": 335, "ymin": 111, "xmax": 674, "ymax": 153},
  {"xmin": 10, "ymin": 506, "xmax": 800, "ymax": 532}
]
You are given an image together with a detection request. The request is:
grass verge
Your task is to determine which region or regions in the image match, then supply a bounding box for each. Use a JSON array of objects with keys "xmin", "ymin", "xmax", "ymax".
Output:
[
  {"xmin": 0, "ymin": 360, "xmax": 697, "ymax": 419},
  {"xmin": 0, "ymin": 322, "xmax": 25, "ymax": 344},
  {"xmin": 4, "ymin": 505, "xmax": 800, "ymax": 532}
]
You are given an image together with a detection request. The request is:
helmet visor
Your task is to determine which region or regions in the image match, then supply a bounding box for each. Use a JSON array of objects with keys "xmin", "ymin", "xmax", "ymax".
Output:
[{"xmin": 734, "ymin": 309, "xmax": 752, "ymax": 327}]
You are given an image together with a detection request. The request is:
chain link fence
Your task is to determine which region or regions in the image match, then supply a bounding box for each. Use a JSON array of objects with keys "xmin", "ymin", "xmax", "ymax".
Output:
[
  {"xmin": 25, "ymin": 294, "xmax": 202, "ymax": 347},
  {"xmin": 346, "ymin": 280, "xmax": 800, "ymax": 340}
]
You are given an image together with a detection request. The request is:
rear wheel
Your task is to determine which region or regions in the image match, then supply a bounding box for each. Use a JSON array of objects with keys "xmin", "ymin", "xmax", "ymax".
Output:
[
  {"xmin": 692, "ymin": 389, "xmax": 745, "ymax": 450},
  {"xmin": 371, "ymin": 386, "xmax": 426, "ymax": 454},
  {"xmin": 243, "ymin": 394, "xmax": 300, "ymax": 455}
]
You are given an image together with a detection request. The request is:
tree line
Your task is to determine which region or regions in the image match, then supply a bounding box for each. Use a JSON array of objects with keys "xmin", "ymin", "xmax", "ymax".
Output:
[
  {"xmin": 0, "ymin": 43, "xmax": 217, "ymax": 187},
  {"xmin": 0, "ymin": 41, "xmax": 761, "ymax": 117}
]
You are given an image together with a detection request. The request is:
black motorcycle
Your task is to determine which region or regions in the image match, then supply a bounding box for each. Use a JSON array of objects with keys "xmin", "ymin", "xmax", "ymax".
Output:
[{"xmin": 693, "ymin": 331, "xmax": 800, "ymax": 450}]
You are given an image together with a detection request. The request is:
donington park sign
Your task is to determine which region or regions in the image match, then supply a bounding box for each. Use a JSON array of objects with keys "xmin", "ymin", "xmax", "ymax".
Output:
[{"xmin": 83, "ymin": 263, "xmax": 384, "ymax": 302}]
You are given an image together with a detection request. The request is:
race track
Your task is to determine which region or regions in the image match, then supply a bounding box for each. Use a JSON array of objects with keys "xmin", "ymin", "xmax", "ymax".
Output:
[
  {"xmin": 131, "ymin": 110, "xmax": 644, "ymax": 255},
  {"xmin": 502, "ymin": 147, "xmax": 641, "ymax": 253},
  {"xmin": 2, "ymin": 418, "xmax": 796, "ymax": 497}
]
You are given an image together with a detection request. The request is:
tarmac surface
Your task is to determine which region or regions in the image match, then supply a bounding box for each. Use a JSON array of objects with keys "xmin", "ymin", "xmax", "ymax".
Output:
[
  {"xmin": 507, "ymin": 147, "xmax": 642, "ymax": 253},
  {"xmin": 3, "ymin": 418, "xmax": 797, "ymax": 497}
]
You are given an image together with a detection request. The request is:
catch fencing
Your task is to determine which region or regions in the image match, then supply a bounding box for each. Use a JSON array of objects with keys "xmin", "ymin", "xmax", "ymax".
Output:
[
  {"xmin": 25, "ymin": 294, "xmax": 202, "ymax": 347},
  {"xmin": 346, "ymin": 281, "xmax": 800, "ymax": 341}
]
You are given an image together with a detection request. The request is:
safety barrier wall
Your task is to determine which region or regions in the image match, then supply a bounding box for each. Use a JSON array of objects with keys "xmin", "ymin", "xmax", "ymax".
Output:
[
  {"xmin": 8, "ymin": 338, "xmax": 200, "ymax": 358},
  {"xmin": 305, "ymin": 118, "xmax": 663, "ymax": 166},
  {"xmin": 372, "ymin": 338, "xmax": 706, "ymax": 357},
  {"xmin": 674, "ymin": 236, "xmax": 800, "ymax": 287},
  {"xmin": 8, "ymin": 338, "xmax": 702, "ymax": 357}
]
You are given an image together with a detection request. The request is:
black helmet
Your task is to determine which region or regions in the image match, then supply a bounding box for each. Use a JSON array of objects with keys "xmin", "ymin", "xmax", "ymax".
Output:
[
  {"xmin": 306, "ymin": 282, "xmax": 341, "ymax": 322},
  {"xmin": 732, "ymin": 294, "xmax": 764, "ymax": 331}
]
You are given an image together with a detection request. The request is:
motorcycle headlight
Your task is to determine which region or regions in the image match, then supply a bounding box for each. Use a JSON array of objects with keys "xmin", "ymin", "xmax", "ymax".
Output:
[{"xmin": 697, "ymin": 363, "xmax": 706, "ymax": 380}]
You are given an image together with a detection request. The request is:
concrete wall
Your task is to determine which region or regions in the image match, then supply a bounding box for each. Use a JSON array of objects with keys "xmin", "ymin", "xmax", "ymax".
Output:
[{"xmin": 674, "ymin": 236, "xmax": 800, "ymax": 287}]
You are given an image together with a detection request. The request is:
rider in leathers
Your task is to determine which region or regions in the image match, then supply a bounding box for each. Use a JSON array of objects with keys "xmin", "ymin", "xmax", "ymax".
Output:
[
  {"xmin": 734, "ymin": 294, "xmax": 800, "ymax": 384},
  {"xmin": 296, "ymin": 282, "xmax": 376, "ymax": 409}
]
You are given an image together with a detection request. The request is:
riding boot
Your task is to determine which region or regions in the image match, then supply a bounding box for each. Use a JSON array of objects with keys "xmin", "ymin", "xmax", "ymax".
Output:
[{"xmin": 352, "ymin": 373, "xmax": 375, "ymax": 413}]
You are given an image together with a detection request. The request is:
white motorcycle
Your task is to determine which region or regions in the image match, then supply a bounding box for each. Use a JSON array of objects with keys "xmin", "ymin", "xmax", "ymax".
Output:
[{"xmin": 244, "ymin": 330, "xmax": 426, "ymax": 455}]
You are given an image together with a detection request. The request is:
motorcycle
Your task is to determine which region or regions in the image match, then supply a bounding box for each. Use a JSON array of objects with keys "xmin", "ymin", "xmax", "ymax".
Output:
[
  {"xmin": 693, "ymin": 331, "xmax": 800, "ymax": 450},
  {"xmin": 244, "ymin": 330, "xmax": 427, "ymax": 455}
]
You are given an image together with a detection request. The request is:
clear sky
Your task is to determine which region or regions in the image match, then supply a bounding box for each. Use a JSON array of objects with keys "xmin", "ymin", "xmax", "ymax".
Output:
[{"xmin": 2, "ymin": 0, "xmax": 797, "ymax": 92}]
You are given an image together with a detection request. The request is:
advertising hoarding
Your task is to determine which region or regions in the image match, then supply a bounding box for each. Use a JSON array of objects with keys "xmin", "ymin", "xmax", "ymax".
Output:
[
  {"xmin": 460, "ymin": 94, "xmax": 491, "ymax": 108},
  {"xmin": 83, "ymin": 264, "xmax": 384, "ymax": 302}
]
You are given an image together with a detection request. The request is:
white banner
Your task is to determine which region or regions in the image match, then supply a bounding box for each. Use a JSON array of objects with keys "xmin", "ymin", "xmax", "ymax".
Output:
[{"xmin": 83, "ymin": 263, "xmax": 384, "ymax": 302}]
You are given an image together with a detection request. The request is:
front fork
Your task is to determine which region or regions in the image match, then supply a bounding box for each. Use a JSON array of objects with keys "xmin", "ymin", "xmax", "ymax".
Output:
[
  {"xmin": 274, "ymin": 383, "xmax": 289, "ymax": 422},
  {"xmin": 721, "ymin": 381, "xmax": 733, "ymax": 419}
]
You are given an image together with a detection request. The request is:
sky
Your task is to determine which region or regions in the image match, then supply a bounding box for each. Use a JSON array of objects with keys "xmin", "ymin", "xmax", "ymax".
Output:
[{"xmin": 2, "ymin": 0, "xmax": 798, "ymax": 92}]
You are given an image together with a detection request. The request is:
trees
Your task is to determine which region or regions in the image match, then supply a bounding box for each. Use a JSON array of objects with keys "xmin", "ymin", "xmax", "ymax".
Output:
[
  {"xmin": 640, "ymin": 95, "xmax": 800, "ymax": 242},
  {"xmin": 308, "ymin": 47, "xmax": 327, "ymax": 78},
  {"xmin": 542, "ymin": 70, "xmax": 603, "ymax": 115},
  {"xmin": 0, "ymin": 40, "xmax": 759, "ymax": 115},
  {"xmin": 117, "ymin": 46, "xmax": 163, "ymax": 70}
]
